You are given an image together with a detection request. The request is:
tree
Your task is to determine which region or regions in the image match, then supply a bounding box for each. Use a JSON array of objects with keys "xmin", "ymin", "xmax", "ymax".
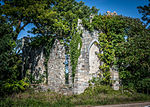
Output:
[
  {"xmin": 118, "ymin": 17, "xmax": 150, "ymax": 93},
  {"xmin": 137, "ymin": 0, "xmax": 150, "ymax": 29},
  {"xmin": 88, "ymin": 13, "xmax": 150, "ymax": 93},
  {"xmin": 1, "ymin": 0, "xmax": 99, "ymax": 84},
  {"xmin": 31, "ymin": 0, "xmax": 98, "ymax": 38},
  {"xmin": 1, "ymin": 0, "xmax": 57, "ymax": 40},
  {"xmin": 0, "ymin": 16, "xmax": 28, "ymax": 96},
  {"xmin": 1, "ymin": 0, "xmax": 98, "ymax": 40},
  {"xmin": 0, "ymin": 16, "xmax": 18, "ymax": 81}
]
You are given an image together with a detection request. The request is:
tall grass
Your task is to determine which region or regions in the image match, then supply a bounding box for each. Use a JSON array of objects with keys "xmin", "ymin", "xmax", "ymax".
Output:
[{"xmin": 0, "ymin": 85, "xmax": 150, "ymax": 107}]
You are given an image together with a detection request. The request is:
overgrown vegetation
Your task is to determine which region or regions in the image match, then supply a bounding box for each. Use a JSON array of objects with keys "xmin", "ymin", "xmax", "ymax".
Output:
[
  {"xmin": 93, "ymin": 15, "xmax": 126, "ymax": 85},
  {"xmin": 0, "ymin": 0, "xmax": 98, "ymax": 95},
  {"xmin": 70, "ymin": 31, "xmax": 82, "ymax": 82},
  {"xmin": 117, "ymin": 18, "xmax": 150, "ymax": 94},
  {"xmin": 29, "ymin": 36, "xmax": 55, "ymax": 84},
  {"xmin": 0, "ymin": 85, "xmax": 150, "ymax": 107},
  {"xmin": 0, "ymin": 16, "xmax": 29, "ymax": 96},
  {"xmin": 83, "ymin": 13, "xmax": 150, "ymax": 93}
]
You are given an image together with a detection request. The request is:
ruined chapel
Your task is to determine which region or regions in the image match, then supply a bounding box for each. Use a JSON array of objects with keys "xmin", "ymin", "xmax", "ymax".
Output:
[{"xmin": 22, "ymin": 18, "xmax": 119, "ymax": 95}]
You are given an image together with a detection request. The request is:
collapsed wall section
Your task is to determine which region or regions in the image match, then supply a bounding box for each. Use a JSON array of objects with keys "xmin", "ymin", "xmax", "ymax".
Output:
[
  {"xmin": 22, "ymin": 38, "xmax": 67, "ymax": 93},
  {"xmin": 22, "ymin": 37, "xmax": 46, "ymax": 84}
]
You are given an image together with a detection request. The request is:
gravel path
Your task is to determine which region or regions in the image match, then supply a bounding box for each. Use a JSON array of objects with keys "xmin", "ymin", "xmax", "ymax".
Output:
[{"xmin": 78, "ymin": 102, "xmax": 150, "ymax": 107}]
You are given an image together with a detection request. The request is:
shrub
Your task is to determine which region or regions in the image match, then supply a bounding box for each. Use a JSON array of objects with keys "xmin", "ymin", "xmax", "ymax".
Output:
[{"xmin": 0, "ymin": 80, "xmax": 29, "ymax": 96}]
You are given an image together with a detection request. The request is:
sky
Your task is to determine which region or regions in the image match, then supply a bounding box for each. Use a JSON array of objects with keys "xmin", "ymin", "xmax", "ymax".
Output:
[
  {"xmin": 4, "ymin": 0, "xmax": 148, "ymax": 39},
  {"xmin": 76, "ymin": 0, "xmax": 149, "ymax": 18}
]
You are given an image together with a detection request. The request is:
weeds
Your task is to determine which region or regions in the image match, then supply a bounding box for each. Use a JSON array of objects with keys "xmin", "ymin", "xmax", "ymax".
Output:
[{"xmin": 0, "ymin": 85, "xmax": 150, "ymax": 107}]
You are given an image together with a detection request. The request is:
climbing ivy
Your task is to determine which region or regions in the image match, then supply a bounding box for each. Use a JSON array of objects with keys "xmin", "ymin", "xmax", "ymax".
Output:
[
  {"xmin": 83, "ymin": 14, "xmax": 127, "ymax": 85},
  {"xmin": 97, "ymin": 33, "xmax": 115, "ymax": 85},
  {"xmin": 27, "ymin": 0, "xmax": 98, "ymax": 83},
  {"xmin": 70, "ymin": 30, "xmax": 82, "ymax": 83},
  {"xmin": 97, "ymin": 15, "xmax": 126, "ymax": 85},
  {"xmin": 82, "ymin": 18, "xmax": 94, "ymax": 32}
]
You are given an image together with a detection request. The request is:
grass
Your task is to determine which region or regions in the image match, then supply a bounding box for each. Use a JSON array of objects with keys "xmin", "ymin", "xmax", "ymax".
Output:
[{"xmin": 0, "ymin": 85, "xmax": 150, "ymax": 107}]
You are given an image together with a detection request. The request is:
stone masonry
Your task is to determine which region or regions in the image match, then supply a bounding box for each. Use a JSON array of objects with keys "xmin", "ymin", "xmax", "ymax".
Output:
[
  {"xmin": 73, "ymin": 19, "xmax": 101, "ymax": 94},
  {"xmin": 47, "ymin": 40, "xmax": 66, "ymax": 92}
]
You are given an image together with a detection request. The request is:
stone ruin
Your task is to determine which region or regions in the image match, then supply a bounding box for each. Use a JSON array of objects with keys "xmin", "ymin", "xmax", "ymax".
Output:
[{"xmin": 22, "ymin": 18, "xmax": 119, "ymax": 95}]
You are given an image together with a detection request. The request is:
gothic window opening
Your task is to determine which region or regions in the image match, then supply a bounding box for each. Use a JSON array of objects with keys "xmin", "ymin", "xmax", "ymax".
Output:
[{"xmin": 89, "ymin": 41, "xmax": 100, "ymax": 74}]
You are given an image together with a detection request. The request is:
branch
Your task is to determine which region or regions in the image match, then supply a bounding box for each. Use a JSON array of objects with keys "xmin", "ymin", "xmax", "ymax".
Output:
[
  {"xmin": 16, "ymin": 20, "xmax": 21, "ymax": 33},
  {"xmin": 13, "ymin": 21, "xmax": 30, "ymax": 41},
  {"xmin": 18, "ymin": 22, "xmax": 29, "ymax": 33}
]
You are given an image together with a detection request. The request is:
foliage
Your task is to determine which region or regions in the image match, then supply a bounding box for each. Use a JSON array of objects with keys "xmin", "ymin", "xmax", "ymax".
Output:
[
  {"xmin": 1, "ymin": 0, "xmax": 58, "ymax": 86},
  {"xmin": 18, "ymin": 36, "xmax": 55, "ymax": 84},
  {"xmin": 30, "ymin": 0, "xmax": 98, "ymax": 38},
  {"xmin": 1, "ymin": 0, "xmax": 57, "ymax": 40},
  {"xmin": 89, "ymin": 76, "xmax": 110, "ymax": 86},
  {"xmin": 137, "ymin": 78, "xmax": 150, "ymax": 94},
  {"xmin": 1, "ymin": 0, "xmax": 99, "ymax": 84},
  {"xmin": 84, "ymin": 13, "xmax": 150, "ymax": 94},
  {"xmin": 118, "ymin": 18, "xmax": 150, "ymax": 93},
  {"xmin": 90, "ymin": 15, "xmax": 126, "ymax": 85},
  {"xmin": 28, "ymin": 0, "xmax": 98, "ymax": 82},
  {"xmin": 0, "ymin": 16, "xmax": 28, "ymax": 96},
  {"xmin": 137, "ymin": 0, "xmax": 150, "ymax": 29},
  {"xmin": 0, "ymin": 16, "xmax": 19, "ymax": 80},
  {"xmin": 1, "ymin": 0, "xmax": 150, "ymax": 96},
  {"xmin": 84, "ymin": 85, "xmax": 119, "ymax": 95},
  {"xmin": 0, "ymin": 80, "xmax": 29, "ymax": 95},
  {"xmin": 25, "ymin": 69, "xmax": 46, "ymax": 84},
  {"xmin": 70, "ymin": 31, "xmax": 82, "ymax": 82}
]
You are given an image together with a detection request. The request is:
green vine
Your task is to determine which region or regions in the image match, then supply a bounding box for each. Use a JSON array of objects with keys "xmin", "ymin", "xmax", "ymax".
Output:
[
  {"xmin": 97, "ymin": 33, "xmax": 115, "ymax": 85},
  {"xmin": 70, "ymin": 31, "xmax": 82, "ymax": 83},
  {"xmin": 96, "ymin": 15, "xmax": 126, "ymax": 85},
  {"xmin": 81, "ymin": 14, "xmax": 126, "ymax": 85},
  {"xmin": 28, "ymin": 14, "xmax": 126, "ymax": 85},
  {"xmin": 82, "ymin": 18, "xmax": 94, "ymax": 32}
]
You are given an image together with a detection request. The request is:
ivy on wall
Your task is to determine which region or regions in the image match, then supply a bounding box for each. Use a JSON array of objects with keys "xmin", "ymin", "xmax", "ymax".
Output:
[
  {"xmin": 70, "ymin": 31, "xmax": 82, "ymax": 83},
  {"xmin": 97, "ymin": 15, "xmax": 126, "ymax": 85},
  {"xmin": 97, "ymin": 33, "xmax": 115, "ymax": 85},
  {"xmin": 28, "ymin": 14, "xmax": 126, "ymax": 85},
  {"xmin": 82, "ymin": 14, "xmax": 126, "ymax": 85}
]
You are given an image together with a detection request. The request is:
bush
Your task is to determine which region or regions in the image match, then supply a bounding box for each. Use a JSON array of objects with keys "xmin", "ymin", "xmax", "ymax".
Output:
[
  {"xmin": 137, "ymin": 78, "xmax": 150, "ymax": 94},
  {"xmin": 0, "ymin": 80, "xmax": 29, "ymax": 96},
  {"xmin": 83, "ymin": 85, "xmax": 117, "ymax": 96}
]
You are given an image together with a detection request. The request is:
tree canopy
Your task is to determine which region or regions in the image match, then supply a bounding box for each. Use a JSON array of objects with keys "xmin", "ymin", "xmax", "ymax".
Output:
[{"xmin": 137, "ymin": 0, "xmax": 150, "ymax": 29}]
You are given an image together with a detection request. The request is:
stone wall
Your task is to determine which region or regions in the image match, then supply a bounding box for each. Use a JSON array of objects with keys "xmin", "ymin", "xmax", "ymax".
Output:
[
  {"xmin": 47, "ymin": 40, "xmax": 66, "ymax": 92},
  {"xmin": 73, "ymin": 19, "xmax": 101, "ymax": 94},
  {"xmin": 73, "ymin": 19, "xmax": 119, "ymax": 94}
]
